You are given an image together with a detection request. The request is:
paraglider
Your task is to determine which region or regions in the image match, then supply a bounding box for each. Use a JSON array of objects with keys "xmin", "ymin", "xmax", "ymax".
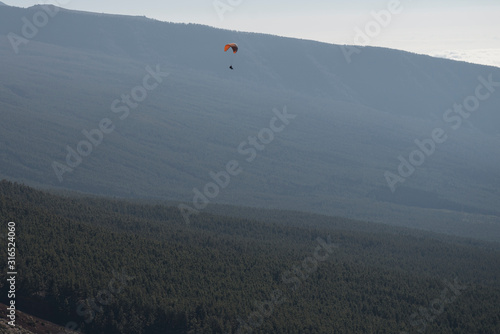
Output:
[
  {"xmin": 224, "ymin": 43, "xmax": 238, "ymax": 70},
  {"xmin": 224, "ymin": 43, "xmax": 238, "ymax": 53}
]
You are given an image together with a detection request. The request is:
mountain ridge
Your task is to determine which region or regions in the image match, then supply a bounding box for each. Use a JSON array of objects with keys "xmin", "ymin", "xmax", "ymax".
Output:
[{"xmin": 0, "ymin": 5, "xmax": 499, "ymax": 240}]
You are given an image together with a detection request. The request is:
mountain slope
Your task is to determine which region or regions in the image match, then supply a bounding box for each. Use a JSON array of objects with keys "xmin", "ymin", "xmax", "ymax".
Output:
[
  {"xmin": 0, "ymin": 5, "xmax": 499, "ymax": 240},
  {"xmin": 1, "ymin": 181, "xmax": 499, "ymax": 333}
]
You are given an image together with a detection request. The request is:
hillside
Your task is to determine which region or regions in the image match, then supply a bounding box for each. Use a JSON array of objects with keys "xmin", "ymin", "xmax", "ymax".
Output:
[
  {"xmin": 1, "ymin": 180, "xmax": 500, "ymax": 333},
  {"xmin": 0, "ymin": 4, "xmax": 499, "ymax": 241},
  {"xmin": 0, "ymin": 302, "xmax": 79, "ymax": 334}
]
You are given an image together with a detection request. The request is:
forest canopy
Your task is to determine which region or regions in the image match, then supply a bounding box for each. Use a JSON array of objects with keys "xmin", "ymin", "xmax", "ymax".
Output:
[{"xmin": 0, "ymin": 180, "xmax": 499, "ymax": 333}]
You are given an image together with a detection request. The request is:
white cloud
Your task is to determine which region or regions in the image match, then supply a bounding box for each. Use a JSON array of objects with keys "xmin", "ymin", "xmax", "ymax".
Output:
[{"xmin": 431, "ymin": 49, "xmax": 500, "ymax": 68}]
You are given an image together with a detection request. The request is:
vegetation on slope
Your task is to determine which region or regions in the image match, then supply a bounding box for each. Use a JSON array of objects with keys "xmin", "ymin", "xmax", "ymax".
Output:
[{"xmin": 1, "ymin": 181, "xmax": 499, "ymax": 333}]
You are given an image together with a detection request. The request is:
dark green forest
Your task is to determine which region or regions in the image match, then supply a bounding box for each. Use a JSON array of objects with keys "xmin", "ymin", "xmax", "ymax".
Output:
[{"xmin": 0, "ymin": 180, "xmax": 499, "ymax": 333}]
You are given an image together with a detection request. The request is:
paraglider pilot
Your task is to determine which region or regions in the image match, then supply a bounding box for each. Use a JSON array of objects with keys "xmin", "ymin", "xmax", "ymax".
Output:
[{"xmin": 224, "ymin": 43, "xmax": 238, "ymax": 70}]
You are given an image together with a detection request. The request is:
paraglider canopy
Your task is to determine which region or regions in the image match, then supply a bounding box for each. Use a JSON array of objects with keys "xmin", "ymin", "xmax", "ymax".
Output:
[{"xmin": 224, "ymin": 43, "xmax": 238, "ymax": 54}]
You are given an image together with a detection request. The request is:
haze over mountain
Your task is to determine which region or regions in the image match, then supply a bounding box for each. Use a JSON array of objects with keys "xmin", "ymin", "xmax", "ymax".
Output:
[{"xmin": 0, "ymin": 4, "xmax": 499, "ymax": 241}]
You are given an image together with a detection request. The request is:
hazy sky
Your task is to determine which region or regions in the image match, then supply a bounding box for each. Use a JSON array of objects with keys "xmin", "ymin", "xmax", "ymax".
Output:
[{"xmin": 5, "ymin": 0, "xmax": 500, "ymax": 67}]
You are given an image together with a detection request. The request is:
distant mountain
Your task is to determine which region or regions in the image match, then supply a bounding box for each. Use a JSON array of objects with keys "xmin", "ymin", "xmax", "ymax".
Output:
[{"xmin": 0, "ymin": 4, "xmax": 499, "ymax": 241}]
